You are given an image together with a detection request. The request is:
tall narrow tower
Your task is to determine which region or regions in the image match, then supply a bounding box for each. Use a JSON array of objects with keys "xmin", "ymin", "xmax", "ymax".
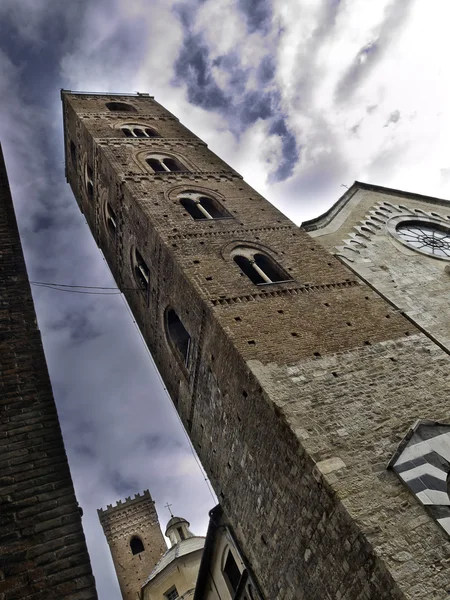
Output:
[
  {"xmin": 62, "ymin": 91, "xmax": 450, "ymax": 599},
  {"xmin": 98, "ymin": 490, "xmax": 166, "ymax": 600}
]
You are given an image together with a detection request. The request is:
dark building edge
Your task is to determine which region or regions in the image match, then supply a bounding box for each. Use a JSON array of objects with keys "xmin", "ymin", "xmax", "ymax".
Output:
[{"xmin": 0, "ymin": 143, "xmax": 98, "ymax": 599}]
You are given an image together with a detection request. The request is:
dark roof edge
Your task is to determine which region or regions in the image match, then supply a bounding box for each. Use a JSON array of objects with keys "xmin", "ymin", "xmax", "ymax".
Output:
[
  {"xmin": 193, "ymin": 505, "xmax": 222, "ymax": 600},
  {"xmin": 301, "ymin": 181, "xmax": 450, "ymax": 232}
]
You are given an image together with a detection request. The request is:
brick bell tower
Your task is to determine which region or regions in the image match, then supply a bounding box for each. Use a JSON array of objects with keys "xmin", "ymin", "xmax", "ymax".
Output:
[
  {"xmin": 62, "ymin": 91, "xmax": 450, "ymax": 600},
  {"xmin": 98, "ymin": 490, "xmax": 166, "ymax": 600}
]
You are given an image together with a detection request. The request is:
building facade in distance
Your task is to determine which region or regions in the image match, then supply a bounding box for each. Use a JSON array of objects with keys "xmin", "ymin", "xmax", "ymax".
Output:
[
  {"xmin": 141, "ymin": 516, "xmax": 204, "ymax": 600},
  {"xmin": 62, "ymin": 91, "xmax": 450, "ymax": 599},
  {"xmin": 98, "ymin": 490, "xmax": 166, "ymax": 600},
  {"xmin": 0, "ymin": 142, "xmax": 97, "ymax": 599}
]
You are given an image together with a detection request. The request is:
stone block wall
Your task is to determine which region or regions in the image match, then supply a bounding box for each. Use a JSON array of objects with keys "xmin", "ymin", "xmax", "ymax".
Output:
[
  {"xmin": 0, "ymin": 145, "xmax": 97, "ymax": 599},
  {"xmin": 98, "ymin": 491, "xmax": 167, "ymax": 600},
  {"xmin": 62, "ymin": 93, "xmax": 450, "ymax": 599}
]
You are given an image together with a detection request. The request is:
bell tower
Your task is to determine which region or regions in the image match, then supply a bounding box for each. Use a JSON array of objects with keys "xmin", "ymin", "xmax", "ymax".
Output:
[
  {"xmin": 63, "ymin": 91, "xmax": 450, "ymax": 600},
  {"xmin": 98, "ymin": 490, "xmax": 166, "ymax": 600}
]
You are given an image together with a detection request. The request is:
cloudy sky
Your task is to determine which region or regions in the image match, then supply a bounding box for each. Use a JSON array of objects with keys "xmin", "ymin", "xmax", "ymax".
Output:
[{"xmin": 1, "ymin": 0, "xmax": 449, "ymax": 597}]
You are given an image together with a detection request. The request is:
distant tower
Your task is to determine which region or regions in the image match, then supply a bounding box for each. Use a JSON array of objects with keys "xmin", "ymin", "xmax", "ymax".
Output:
[{"xmin": 98, "ymin": 490, "xmax": 167, "ymax": 600}]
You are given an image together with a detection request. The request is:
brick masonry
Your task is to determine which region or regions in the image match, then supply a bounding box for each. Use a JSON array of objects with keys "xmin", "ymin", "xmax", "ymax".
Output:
[
  {"xmin": 0, "ymin": 145, "xmax": 97, "ymax": 599},
  {"xmin": 62, "ymin": 93, "xmax": 450, "ymax": 599},
  {"xmin": 98, "ymin": 491, "xmax": 167, "ymax": 600}
]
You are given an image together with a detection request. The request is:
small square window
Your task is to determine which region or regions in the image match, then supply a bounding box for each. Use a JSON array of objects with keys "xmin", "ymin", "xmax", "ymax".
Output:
[{"xmin": 165, "ymin": 587, "xmax": 179, "ymax": 600}]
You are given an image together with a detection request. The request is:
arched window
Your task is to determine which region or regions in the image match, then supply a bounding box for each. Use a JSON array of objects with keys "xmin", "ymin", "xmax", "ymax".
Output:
[
  {"xmin": 130, "ymin": 536, "xmax": 144, "ymax": 555},
  {"xmin": 106, "ymin": 101, "xmax": 137, "ymax": 113},
  {"xmin": 105, "ymin": 202, "xmax": 117, "ymax": 238},
  {"xmin": 179, "ymin": 192, "xmax": 231, "ymax": 220},
  {"xmin": 232, "ymin": 247, "xmax": 291, "ymax": 285},
  {"xmin": 146, "ymin": 155, "xmax": 187, "ymax": 173},
  {"xmin": 166, "ymin": 309, "xmax": 191, "ymax": 366},
  {"xmin": 121, "ymin": 125, "xmax": 160, "ymax": 138},
  {"xmin": 132, "ymin": 248, "xmax": 150, "ymax": 297}
]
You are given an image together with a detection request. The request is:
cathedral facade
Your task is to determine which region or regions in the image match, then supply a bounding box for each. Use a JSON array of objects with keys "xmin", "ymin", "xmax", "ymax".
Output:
[{"xmin": 62, "ymin": 91, "xmax": 450, "ymax": 600}]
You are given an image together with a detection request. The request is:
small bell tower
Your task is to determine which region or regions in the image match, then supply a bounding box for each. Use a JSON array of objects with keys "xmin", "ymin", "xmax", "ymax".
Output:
[{"xmin": 98, "ymin": 490, "xmax": 167, "ymax": 600}]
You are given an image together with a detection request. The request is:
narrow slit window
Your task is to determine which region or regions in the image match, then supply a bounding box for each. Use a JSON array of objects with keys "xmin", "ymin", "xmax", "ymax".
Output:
[
  {"xmin": 166, "ymin": 309, "xmax": 191, "ymax": 366},
  {"xmin": 134, "ymin": 249, "xmax": 150, "ymax": 293},
  {"xmin": 87, "ymin": 181, "xmax": 94, "ymax": 201},
  {"xmin": 106, "ymin": 203, "xmax": 117, "ymax": 237},
  {"xmin": 70, "ymin": 141, "xmax": 77, "ymax": 166},
  {"xmin": 223, "ymin": 550, "xmax": 241, "ymax": 594},
  {"xmin": 106, "ymin": 101, "xmax": 137, "ymax": 112},
  {"xmin": 130, "ymin": 536, "xmax": 144, "ymax": 555}
]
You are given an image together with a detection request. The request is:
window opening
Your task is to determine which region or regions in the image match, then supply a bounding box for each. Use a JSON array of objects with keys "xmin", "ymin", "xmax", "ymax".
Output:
[
  {"xmin": 179, "ymin": 193, "xmax": 231, "ymax": 220},
  {"xmin": 233, "ymin": 248, "xmax": 291, "ymax": 285},
  {"xmin": 145, "ymin": 128, "xmax": 158, "ymax": 137},
  {"xmin": 177, "ymin": 526, "xmax": 186, "ymax": 540},
  {"xmin": 85, "ymin": 161, "xmax": 94, "ymax": 201},
  {"xmin": 70, "ymin": 141, "xmax": 77, "ymax": 166},
  {"xmin": 223, "ymin": 550, "xmax": 241, "ymax": 594},
  {"xmin": 146, "ymin": 158, "xmax": 166, "ymax": 172},
  {"xmin": 163, "ymin": 157, "xmax": 183, "ymax": 172},
  {"xmin": 130, "ymin": 537, "xmax": 144, "ymax": 555},
  {"xmin": 121, "ymin": 125, "xmax": 160, "ymax": 138},
  {"xmin": 234, "ymin": 255, "xmax": 265, "ymax": 285},
  {"xmin": 106, "ymin": 101, "xmax": 137, "ymax": 112},
  {"xmin": 106, "ymin": 202, "xmax": 117, "ymax": 237},
  {"xmin": 165, "ymin": 587, "xmax": 179, "ymax": 600},
  {"xmin": 166, "ymin": 309, "xmax": 191, "ymax": 366},
  {"xmin": 134, "ymin": 249, "xmax": 150, "ymax": 294},
  {"xmin": 146, "ymin": 156, "xmax": 187, "ymax": 173}
]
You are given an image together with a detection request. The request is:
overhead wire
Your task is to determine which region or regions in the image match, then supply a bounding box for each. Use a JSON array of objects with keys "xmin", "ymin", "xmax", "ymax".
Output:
[
  {"xmin": 118, "ymin": 292, "xmax": 217, "ymax": 503},
  {"xmin": 30, "ymin": 278, "xmax": 217, "ymax": 502}
]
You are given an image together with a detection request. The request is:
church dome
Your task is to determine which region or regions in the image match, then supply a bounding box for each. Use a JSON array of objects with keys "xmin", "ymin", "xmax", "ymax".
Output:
[{"xmin": 165, "ymin": 516, "xmax": 194, "ymax": 546}]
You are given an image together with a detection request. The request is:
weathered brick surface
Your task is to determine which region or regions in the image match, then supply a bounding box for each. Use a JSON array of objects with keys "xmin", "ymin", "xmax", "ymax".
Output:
[
  {"xmin": 0, "ymin": 144, "xmax": 97, "ymax": 599},
  {"xmin": 62, "ymin": 92, "xmax": 450, "ymax": 599},
  {"xmin": 97, "ymin": 491, "xmax": 166, "ymax": 600}
]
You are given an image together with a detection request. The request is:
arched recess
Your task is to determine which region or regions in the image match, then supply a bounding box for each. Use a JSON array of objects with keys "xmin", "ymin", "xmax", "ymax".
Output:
[
  {"xmin": 230, "ymin": 246, "xmax": 292, "ymax": 285},
  {"xmin": 130, "ymin": 536, "xmax": 144, "ymax": 555},
  {"xmin": 165, "ymin": 308, "xmax": 191, "ymax": 367},
  {"xmin": 106, "ymin": 101, "xmax": 137, "ymax": 113}
]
